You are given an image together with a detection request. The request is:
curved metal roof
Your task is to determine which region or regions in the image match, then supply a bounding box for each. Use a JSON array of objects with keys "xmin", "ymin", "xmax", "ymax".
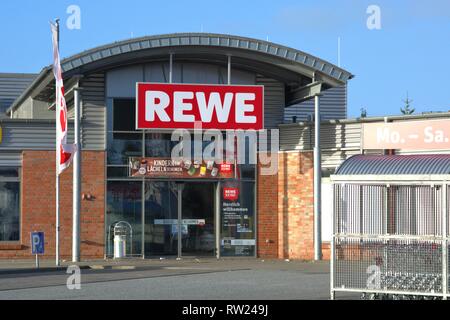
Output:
[
  {"xmin": 59, "ymin": 33, "xmax": 353, "ymax": 82},
  {"xmin": 7, "ymin": 33, "xmax": 354, "ymax": 115},
  {"xmin": 335, "ymin": 155, "xmax": 450, "ymax": 175}
]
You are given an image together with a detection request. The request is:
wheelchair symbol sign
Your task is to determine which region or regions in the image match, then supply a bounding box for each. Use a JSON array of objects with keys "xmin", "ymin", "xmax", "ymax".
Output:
[{"xmin": 31, "ymin": 232, "xmax": 44, "ymax": 255}]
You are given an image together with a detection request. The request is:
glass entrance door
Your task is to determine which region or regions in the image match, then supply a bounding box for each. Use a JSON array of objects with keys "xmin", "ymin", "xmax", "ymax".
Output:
[
  {"xmin": 144, "ymin": 181, "xmax": 215, "ymax": 257},
  {"xmin": 144, "ymin": 181, "xmax": 179, "ymax": 256},
  {"xmin": 181, "ymin": 182, "xmax": 215, "ymax": 256}
]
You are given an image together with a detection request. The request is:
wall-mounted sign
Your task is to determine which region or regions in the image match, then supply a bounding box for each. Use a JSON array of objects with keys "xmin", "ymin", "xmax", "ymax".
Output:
[
  {"xmin": 136, "ymin": 83, "xmax": 264, "ymax": 130},
  {"xmin": 363, "ymin": 119, "xmax": 450, "ymax": 150},
  {"xmin": 223, "ymin": 187, "xmax": 239, "ymax": 201},
  {"xmin": 154, "ymin": 219, "xmax": 205, "ymax": 226},
  {"xmin": 129, "ymin": 157, "xmax": 235, "ymax": 179}
]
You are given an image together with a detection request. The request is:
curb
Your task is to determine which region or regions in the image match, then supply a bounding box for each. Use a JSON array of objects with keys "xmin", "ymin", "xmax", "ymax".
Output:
[{"xmin": 0, "ymin": 265, "xmax": 91, "ymax": 276}]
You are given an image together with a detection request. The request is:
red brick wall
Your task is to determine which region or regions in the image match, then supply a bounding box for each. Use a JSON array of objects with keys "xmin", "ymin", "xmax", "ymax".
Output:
[
  {"xmin": 257, "ymin": 150, "xmax": 330, "ymax": 260},
  {"xmin": 256, "ymin": 154, "xmax": 279, "ymax": 258},
  {"xmin": 277, "ymin": 151, "xmax": 315, "ymax": 260},
  {"xmin": 3, "ymin": 148, "xmax": 328, "ymax": 261},
  {"xmin": 277, "ymin": 151, "xmax": 330, "ymax": 260},
  {"xmin": 0, "ymin": 150, "xmax": 105, "ymax": 259}
]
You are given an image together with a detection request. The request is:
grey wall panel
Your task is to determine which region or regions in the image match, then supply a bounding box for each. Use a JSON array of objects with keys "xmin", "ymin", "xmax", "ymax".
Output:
[
  {"xmin": 106, "ymin": 66, "xmax": 143, "ymax": 98},
  {"xmin": 107, "ymin": 62, "xmax": 257, "ymax": 98},
  {"xmin": 0, "ymin": 74, "xmax": 37, "ymax": 118},
  {"xmin": 182, "ymin": 63, "xmax": 222, "ymax": 84},
  {"xmin": 283, "ymin": 85, "xmax": 347, "ymax": 123},
  {"xmin": 280, "ymin": 121, "xmax": 362, "ymax": 173},
  {"xmin": 32, "ymin": 99, "xmax": 54, "ymax": 119},
  {"xmin": 144, "ymin": 63, "xmax": 181, "ymax": 83},
  {"xmin": 81, "ymin": 73, "xmax": 106, "ymax": 150},
  {"xmin": 219, "ymin": 68, "xmax": 256, "ymax": 85},
  {"xmin": 0, "ymin": 120, "xmax": 74, "ymax": 150},
  {"xmin": 256, "ymin": 75, "xmax": 284, "ymax": 129},
  {"xmin": 0, "ymin": 152, "xmax": 22, "ymax": 166},
  {"xmin": 12, "ymin": 96, "xmax": 33, "ymax": 119}
]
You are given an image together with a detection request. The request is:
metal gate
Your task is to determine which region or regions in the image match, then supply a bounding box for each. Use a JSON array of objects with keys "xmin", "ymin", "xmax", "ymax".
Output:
[{"xmin": 331, "ymin": 183, "xmax": 449, "ymax": 299}]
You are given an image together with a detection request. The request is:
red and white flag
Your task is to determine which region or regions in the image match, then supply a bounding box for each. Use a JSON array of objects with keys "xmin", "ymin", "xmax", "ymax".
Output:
[{"xmin": 51, "ymin": 22, "xmax": 76, "ymax": 174}]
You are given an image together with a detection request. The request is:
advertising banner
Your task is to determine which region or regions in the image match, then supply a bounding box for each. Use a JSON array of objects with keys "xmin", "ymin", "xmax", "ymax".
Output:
[
  {"xmin": 363, "ymin": 119, "xmax": 450, "ymax": 150},
  {"xmin": 220, "ymin": 181, "xmax": 255, "ymax": 256},
  {"xmin": 136, "ymin": 83, "xmax": 264, "ymax": 130},
  {"xmin": 129, "ymin": 157, "xmax": 235, "ymax": 179}
]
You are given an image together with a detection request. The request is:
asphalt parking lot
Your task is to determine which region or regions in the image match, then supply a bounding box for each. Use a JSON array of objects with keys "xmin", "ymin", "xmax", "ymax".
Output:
[{"xmin": 0, "ymin": 258, "xmax": 358, "ymax": 300}]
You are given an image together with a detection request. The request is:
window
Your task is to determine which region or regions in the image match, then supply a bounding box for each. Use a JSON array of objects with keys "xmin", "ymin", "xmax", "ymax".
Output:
[
  {"xmin": 0, "ymin": 167, "xmax": 20, "ymax": 241},
  {"xmin": 107, "ymin": 99, "xmax": 142, "ymax": 167}
]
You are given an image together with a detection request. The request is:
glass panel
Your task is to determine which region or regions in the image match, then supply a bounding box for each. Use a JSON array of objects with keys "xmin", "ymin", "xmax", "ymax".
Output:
[
  {"xmin": 237, "ymin": 164, "xmax": 256, "ymax": 180},
  {"xmin": 107, "ymin": 132, "xmax": 142, "ymax": 165},
  {"xmin": 145, "ymin": 133, "xmax": 177, "ymax": 158},
  {"xmin": 106, "ymin": 181, "xmax": 142, "ymax": 256},
  {"xmin": 182, "ymin": 182, "xmax": 215, "ymax": 256},
  {"xmin": 107, "ymin": 166, "xmax": 130, "ymax": 178},
  {"xmin": 112, "ymin": 99, "xmax": 136, "ymax": 131},
  {"xmin": 144, "ymin": 182, "xmax": 178, "ymax": 256},
  {"xmin": 220, "ymin": 181, "xmax": 255, "ymax": 256},
  {"xmin": 0, "ymin": 182, "xmax": 20, "ymax": 241},
  {"xmin": 0, "ymin": 167, "xmax": 19, "ymax": 178}
]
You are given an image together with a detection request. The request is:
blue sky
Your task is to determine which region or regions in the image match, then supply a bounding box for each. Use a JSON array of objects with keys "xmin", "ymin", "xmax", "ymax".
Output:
[{"xmin": 0, "ymin": 0, "xmax": 449, "ymax": 118}]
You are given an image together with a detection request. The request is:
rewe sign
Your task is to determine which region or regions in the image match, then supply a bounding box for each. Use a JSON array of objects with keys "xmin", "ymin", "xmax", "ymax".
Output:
[{"xmin": 136, "ymin": 83, "xmax": 264, "ymax": 130}]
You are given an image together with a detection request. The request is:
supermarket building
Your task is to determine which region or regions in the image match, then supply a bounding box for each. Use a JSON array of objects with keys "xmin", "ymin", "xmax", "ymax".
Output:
[{"xmin": 1, "ymin": 33, "xmax": 448, "ymax": 261}]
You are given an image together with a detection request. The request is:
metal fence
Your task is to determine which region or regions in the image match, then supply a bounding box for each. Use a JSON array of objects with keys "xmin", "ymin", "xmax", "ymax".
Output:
[{"xmin": 331, "ymin": 183, "xmax": 449, "ymax": 299}]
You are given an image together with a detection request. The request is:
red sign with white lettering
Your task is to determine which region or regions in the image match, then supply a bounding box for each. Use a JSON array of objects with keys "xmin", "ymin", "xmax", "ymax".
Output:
[
  {"xmin": 223, "ymin": 187, "xmax": 240, "ymax": 201},
  {"xmin": 136, "ymin": 83, "xmax": 264, "ymax": 130}
]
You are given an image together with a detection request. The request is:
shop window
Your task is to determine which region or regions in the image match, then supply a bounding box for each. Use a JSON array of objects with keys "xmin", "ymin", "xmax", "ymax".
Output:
[
  {"xmin": 0, "ymin": 167, "xmax": 20, "ymax": 241},
  {"xmin": 107, "ymin": 99, "xmax": 142, "ymax": 165},
  {"xmin": 112, "ymin": 99, "xmax": 136, "ymax": 132},
  {"xmin": 145, "ymin": 133, "xmax": 177, "ymax": 158},
  {"xmin": 106, "ymin": 181, "xmax": 142, "ymax": 256},
  {"xmin": 220, "ymin": 181, "xmax": 255, "ymax": 257},
  {"xmin": 107, "ymin": 131, "xmax": 142, "ymax": 165}
]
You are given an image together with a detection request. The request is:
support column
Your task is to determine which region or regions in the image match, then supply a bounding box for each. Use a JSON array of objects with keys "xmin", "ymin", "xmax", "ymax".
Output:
[
  {"xmin": 227, "ymin": 55, "xmax": 231, "ymax": 85},
  {"xmin": 443, "ymin": 182, "xmax": 448, "ymax": 300},
  {"xmin": 216, "ymin": 181, "xmax": 221, "ymax": 259},
  {"xmin": 169, "ymin": 53, "xmax": 173, "ymax": 83},
  {"xmin": 177, "ymin": 183, "xmax": 183, "ymax": 259},
  {"xmin": 314, "ymin": 94, "xmax": 322, "ymax": 261},
  {"xmin": 72, "ymin": 88, "xmax": 82, "ymax": 262}
]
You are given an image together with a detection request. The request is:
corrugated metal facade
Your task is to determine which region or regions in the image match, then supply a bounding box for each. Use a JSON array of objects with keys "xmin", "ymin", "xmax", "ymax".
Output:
[
  {"xmin": 335, "ymin": 154, "xmax": 450, "ymax": 175},
  {"xmin": 256, "ymin": 75, "xmax": 285, "ymax": 129},
  {"xmin": 0, "ymin": 74, "xmax": 36, "ymax": 119},
  {"xmin": 0, "ymin": 152, "xmax": 22, "ymax": 167},
  {"xmin": 0, "ymin": 119, "xmax": 73, "ymax": 151},
  {"xmin": 283, "ymin": 85, "xmax": 347, "ymax": 123},
  {"xmin": 80, "ymin": 73, "xmax": 106, "ymax": 150},
  {"xmin": 279, "ymin": 121, "xmax": 362, "ymax": 169},
  {"xmin": 279, "ymin": 115, "xmax": 450, "ymax": 174}
]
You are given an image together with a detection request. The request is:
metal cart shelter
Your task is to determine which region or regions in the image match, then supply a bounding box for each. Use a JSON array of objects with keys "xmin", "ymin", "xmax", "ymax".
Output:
[{"xmin": 330, "ymin": 155, "xmax": 450, "ymax": 299}]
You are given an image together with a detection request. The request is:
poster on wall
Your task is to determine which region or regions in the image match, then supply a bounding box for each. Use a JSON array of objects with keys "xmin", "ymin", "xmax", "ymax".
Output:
[
  {"xmin": 220, "ymin": 181, "xmax": 255, "ymax": 256},
  {"xmin": 129, "ymin": 157, "xmax": 235, "ymax": 179}
]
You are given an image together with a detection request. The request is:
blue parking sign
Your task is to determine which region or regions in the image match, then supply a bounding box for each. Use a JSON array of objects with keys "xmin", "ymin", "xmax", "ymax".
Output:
[{"xmin": 31, "ymin": 232, "xmax": 44, "ymax": 255}]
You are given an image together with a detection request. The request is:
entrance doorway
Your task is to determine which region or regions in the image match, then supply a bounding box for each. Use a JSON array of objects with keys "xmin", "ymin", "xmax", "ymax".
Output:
[{"xmin": 144, "ymin": 181, "xmax": 215, "ymax": 257}]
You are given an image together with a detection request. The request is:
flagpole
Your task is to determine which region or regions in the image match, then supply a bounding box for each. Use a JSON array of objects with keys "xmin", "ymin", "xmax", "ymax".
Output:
[{"xmin": 55, "ymin": 18, "xmax": 60, "ymax": 267}]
